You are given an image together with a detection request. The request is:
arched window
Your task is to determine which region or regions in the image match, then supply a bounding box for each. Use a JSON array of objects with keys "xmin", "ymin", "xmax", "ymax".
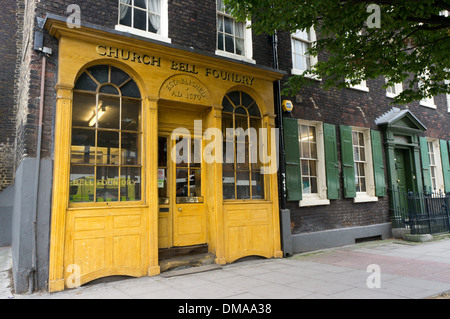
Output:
[
  {"xmin": 222, "ymin": 91, "xmax": 264, "ymax": 200},
  {"xmin": 69, "ymin": 65, "xmax": 142, "ymax": 203}
]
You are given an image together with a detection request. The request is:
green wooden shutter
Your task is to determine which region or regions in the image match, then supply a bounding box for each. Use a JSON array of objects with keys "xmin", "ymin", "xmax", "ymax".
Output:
[
  {"xmin": 340, "ymin": 125, "xmax": 356, "ymax": 198},
  {"xmin": 371, "ymin": 130, "xmax": 386, "ymax": 197},
  {"xmin": 283, "ymin": 117, "xmax": 302, "ymax": 201},
  {"xmin": 439, "ymin": 139, "xmax": 450, "ymax": 193},
  {"xmin": 419, "ymin": 137, "xmax": 432, "ymax": 193},
  {"xmin": 323, "ymin": 123, "xmax": 339, "ymax": 199}
]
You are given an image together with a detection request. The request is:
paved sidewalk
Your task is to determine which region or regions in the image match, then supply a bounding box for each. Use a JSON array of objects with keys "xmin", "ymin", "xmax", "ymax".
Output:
[
  {"xmin": 4, "ymin": 237, "xmax": 450, "ymax": 299},
  {"xmin": 0, "ymin": 247, "xmax": 13, "ymax": 299}
]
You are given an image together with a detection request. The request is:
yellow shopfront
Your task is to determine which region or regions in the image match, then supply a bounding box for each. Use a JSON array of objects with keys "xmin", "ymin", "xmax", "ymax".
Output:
[{"xmin": 45, "ymin": 18, "xmax": 283, "ymax": 292}]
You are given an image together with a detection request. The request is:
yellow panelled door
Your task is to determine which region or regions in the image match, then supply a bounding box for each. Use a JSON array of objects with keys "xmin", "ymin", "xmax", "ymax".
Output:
[{"xmin": 158, "ymin": 135, "xmax": 207, "ymax": 248}]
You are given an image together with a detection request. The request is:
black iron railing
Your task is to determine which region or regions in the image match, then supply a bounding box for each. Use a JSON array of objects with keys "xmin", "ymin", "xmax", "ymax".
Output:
[{"xmin": 389, "ymin": 186, "xmax": 450, "ymax": 235}]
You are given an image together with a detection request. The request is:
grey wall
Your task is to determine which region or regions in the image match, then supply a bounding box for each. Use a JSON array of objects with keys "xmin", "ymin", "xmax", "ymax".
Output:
[
  {"xmin": 292, "ymin": 223, "xmax": 392, "ymax": 254},
  {"xmin": 11, "ymin": 157, "xmax": 52, "ymax": 294},
  {"xmin": 0, "ymin": 185, "xmax": 15, "ymax": 247}
]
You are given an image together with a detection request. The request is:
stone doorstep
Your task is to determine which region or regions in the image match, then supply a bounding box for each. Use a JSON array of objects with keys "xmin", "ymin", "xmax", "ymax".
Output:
[{"xmin": 159, "ymin": 252, "xmax": 216, "ymax": 274}]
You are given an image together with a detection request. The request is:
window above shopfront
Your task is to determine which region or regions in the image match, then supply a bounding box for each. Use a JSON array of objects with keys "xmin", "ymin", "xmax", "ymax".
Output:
[
  {"xmin": 116, "ymin": 0, "xmax": 171, "ymax": 43},
  {"xmin": 216, "ymin": 0, "xmax": 255, "ymax": 64}
]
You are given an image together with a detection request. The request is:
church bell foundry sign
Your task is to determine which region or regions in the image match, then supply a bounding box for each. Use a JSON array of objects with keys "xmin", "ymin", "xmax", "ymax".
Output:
[{"xmin": 96, "ymin": 45, "xmax": 255, "ymax": 104}]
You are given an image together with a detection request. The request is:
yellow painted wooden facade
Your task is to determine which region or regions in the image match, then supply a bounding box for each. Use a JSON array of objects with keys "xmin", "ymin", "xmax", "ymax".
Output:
[{"xmin": 46, "ymin": 18, "xmax": 283, "ymax": 293}]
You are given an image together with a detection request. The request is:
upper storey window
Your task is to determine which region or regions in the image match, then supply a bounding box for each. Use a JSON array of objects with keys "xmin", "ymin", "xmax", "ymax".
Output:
[
  {"xmin": 116, "ymin": 0, "xmax": 171, "ymax": 43},
  {"xmin": 216, "ymin": 0, "xmax": 255, "ymax": 63}
]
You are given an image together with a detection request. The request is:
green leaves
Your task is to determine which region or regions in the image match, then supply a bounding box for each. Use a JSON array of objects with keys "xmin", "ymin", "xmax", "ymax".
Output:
[{"xmin": 224, "ymin": 0, "xmax": 450, "ymax": 104}]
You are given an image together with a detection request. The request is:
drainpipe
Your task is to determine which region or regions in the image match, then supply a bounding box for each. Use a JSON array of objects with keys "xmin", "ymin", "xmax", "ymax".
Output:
[
  {"xmin": 29, "ymin": 53, "xmax": 46, "ymax": 294},
  {"xmin": 272, "ymin": 31, "xmax": 292, "ymax": 257},
  {"xmin": 28, "ymin": 28, "xmax": 52, "ymax": 293}
]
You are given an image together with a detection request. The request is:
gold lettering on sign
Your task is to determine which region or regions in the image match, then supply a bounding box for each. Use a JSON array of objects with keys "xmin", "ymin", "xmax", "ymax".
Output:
[
  {"xmin": 160, "ymin": 75, "xmax": 211, "ymax": 105},
  {"xmin": 96, "ymin": 45, "xmax": 161, "ymax": 67}
]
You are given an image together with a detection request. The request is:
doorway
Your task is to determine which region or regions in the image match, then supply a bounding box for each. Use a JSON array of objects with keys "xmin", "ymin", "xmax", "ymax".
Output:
[{"xmin": 157, "ymin": 135, "xmax": 207, "ymax": 249}]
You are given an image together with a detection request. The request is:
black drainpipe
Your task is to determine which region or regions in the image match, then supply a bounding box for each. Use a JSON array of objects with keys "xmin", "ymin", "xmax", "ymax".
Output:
[{"xmin": 272, "ymin": 31, "xmax": 293, "ymax": 257}]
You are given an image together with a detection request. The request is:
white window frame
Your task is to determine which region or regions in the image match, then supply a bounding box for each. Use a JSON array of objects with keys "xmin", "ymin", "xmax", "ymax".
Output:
[
  {"xmin": 291, "ymin": 29, "xmax": 320, "ymax": 81},
  {"xmin": 298, "ymin": 120, "xmax": 330, "ymax": 207},
  {"xmin": 347, "ymin": 79, "xmax": 369, "ymax": 92},
  {"xmin": 115, "ymin": 0, "xmax": 171, "ymax": 44},
  {"xmin": 352, "ymin": 127, "xmax": 378, "ymax": 203},
  {"xmin": 427, "ymin": 139, "xmax": 445, "ymax": 193},
  {"xmin": 445, "ymin": 79, "xmax": 450, "ymax": 113},
  {"xmin": 385, "ymin": 78, "xmax": 403, "ymax": 99},
  {"xmin": 216, "ymin": 1, "xmax": 255, "ymax": 64}
]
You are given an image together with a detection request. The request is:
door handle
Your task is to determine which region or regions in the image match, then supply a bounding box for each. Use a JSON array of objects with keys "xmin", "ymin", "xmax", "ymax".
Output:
[{"xmin": 178, "ymin": 207, "xmax": 182, "ymax": 212}]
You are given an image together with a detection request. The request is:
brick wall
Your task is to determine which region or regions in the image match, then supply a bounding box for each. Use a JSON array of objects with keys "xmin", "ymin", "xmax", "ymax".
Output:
[
  {"xmin": 0, "ymin": 0, "xmax": 20, "ymax": 192},
  {"xmin": 275, "ymin": 31, "xmax": 449, "ymax": 235},
  {"xmin": 12, "ymin": 0, "xmax": 449, "ymax": 236}
]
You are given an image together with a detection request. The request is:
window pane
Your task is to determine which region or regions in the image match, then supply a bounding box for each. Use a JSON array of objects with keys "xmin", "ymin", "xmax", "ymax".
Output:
[
  {"xmin": 110, "ymin": 67, "xmax": 130, "ymax": 87},
  {"xmin": 120, "ymin": 4, "xmax": 132, "ymax": 27},
  {"xmin": 176, "ymin": 169, "xmax": 189, "ymax": 197},
  {"xmin": 121, "ymin": 133, "xmax": 140, "ymax": 165},
  {"xmin": 302, "ymin": 177, "xmax": 311, "ymax": 194},
  {"xmin": 135, "ymin": 0, "xmax": 146, "ymax": 9},
  {"xmin": 236, "ymin": 171, "xmax": 251, "ymax": 199},
  {"xmin": 175, "ymin": 136, "xmax": 189, "ymax": 167},
  {"xmin": 353, "ymin": 146, "xmax": 360, "ymax": 162},
  {"xmin": 225, "ymin": 35, "xmax": 235, "ymax": 53},
  {"xmin": 87, "ymin": 65, "xmax": 109, "ymax": 85},
  {"xmin": 97, "ymin": 131, "xmax": 120, "ymax": 165},
  {"xmin": 359, "ymin": 146, "xmax": 366, "ymax": 161},
  {"xmin": 302, "ymin": 142, "xmax": 310, "ymax": 158},
  {"xmin": 74, "ymin": 72, "xmax": 98, "ymax": 92},
  {"xmin": 134, "ymin": 8, "xmax": 147, "ymax": 31},
  {"xmin": 251, "ymin": 172, "xmax": 264, "ymax": 199},
  {"xmin": 310, "ymin": 177, "xmax": 318, "ymax": 194},
  {"xmin": 120, "ymin": 167, "xmax": 141, "ymax": 201},
  {"xmin": 97, "ymin": 95, "xmax": 120, "ymax": 129},
  {"xmin": 224, "ymin": 17, "xmax": 233, "ymax": 34},
  {"xmin": 309, "ymin": 160, "xmax": 317, "ymax": 177},
  {"xmin": 69, "ymin": 166, "xmax": 95, "ymax": 203},
  {"xmin": 218, "ymin": 15, "xmax": 224, "ymax": 32},
  {"xmin": 72, "ymin": 93, "xmax": 97, "ymax": 128},
  {"xmin": 71, "ymin": 129, "xmax": 96, "ymax": 164},
  {"xmin": 190, "ymin": 139, "xmax": 202, "ymax": 168},
  {"xmin": 223, "ymin": 140, "xmax": 234, "ymax": 170},
  {"xmin": 217, "ymin": 33, "xmax": 224, "ymax": 51},
  {"xmin": 158, "ymin": 137, "xmax": 167, "ymax": 167},
  {"xmin": 236, "ymin": 142, "xmax": 249, "ymax": 170},
  {"xmin": 121, "ymin": 80, "xmax": 141, "ymax": 98},
  {"xmin": 310, "ymin": 143, "xmax": 317, "ymax": 159},
  {"xmin": 223, "ymin": 170, "xmax": 235, "ymax": 199},
  {"xmin": 236, "ymin": 38, "xmax": 244, "ymax": 56},
  {"xmin": 99, "ymin": 85, "xmax": 120, "ymax": 95},
  {"xmin": 190, "ymin": 169, "xmax": 202, "ymax": 197},
  {"xmin": 122, "ymin": 98, "xmax": 141, "ymax": 132},
  {"xmin": 96, "ymin": 166, "xmax": 119, "ymax": 202},
  {"xmin": 301, "ymin": 160, "xmax": 309, "ymax": 176}
]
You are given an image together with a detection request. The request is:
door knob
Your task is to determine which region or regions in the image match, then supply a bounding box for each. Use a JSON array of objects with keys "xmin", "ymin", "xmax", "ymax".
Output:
[{"xmin": 178, "ymin": 207, "xmax": 182, "ymax": 212}]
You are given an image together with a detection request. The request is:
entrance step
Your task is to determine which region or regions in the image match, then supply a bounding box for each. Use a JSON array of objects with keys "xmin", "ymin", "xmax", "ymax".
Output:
[
  {"xmin": 159, "ymin": 245, "xmax": 216, "ymax": 273},
  {"xmin": 159, "ymin": 244, "xmax": 208, "ymax": 261}
]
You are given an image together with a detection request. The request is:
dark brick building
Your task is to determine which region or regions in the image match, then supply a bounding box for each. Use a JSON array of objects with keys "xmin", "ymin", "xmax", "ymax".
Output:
[{"xmin": 0, "ymin": 0, "xmax": 448, "ymax": 294}]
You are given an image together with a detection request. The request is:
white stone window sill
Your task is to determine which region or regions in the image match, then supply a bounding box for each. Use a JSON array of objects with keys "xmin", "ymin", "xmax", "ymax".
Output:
[
  {"xmin": 386, "ymin": 92, "xmax": 399, "ymax": 99},
  {"xmin": 349, "ymin": 85, "xmax": 370, "ymax": 92},
  {"xmin": 353, "ymin": 194, "xmax": 379, "ymax": 203},
  {"xmin": 215, "ymin": 50, "xmax": 256, "ymax": 64},
  {"xmin": 299, "ymin": 197, "xmax": 330, "ymax": 207},
  {"xmin": 291, "ymin": 69, "xmax": 322, "ymax": 81},
  {"xmin": 420, "ymin": 101, "xmax": 437, "ymax": 109},
  {"xmin": 115, "ymin": 25, "xmax": 172, "ymax": 44}
]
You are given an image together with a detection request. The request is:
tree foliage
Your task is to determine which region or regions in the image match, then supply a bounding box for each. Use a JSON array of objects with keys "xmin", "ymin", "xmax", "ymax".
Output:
[{"xmin": 224, "ymin": 0, "xmax": 450, "ymax": 104}]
